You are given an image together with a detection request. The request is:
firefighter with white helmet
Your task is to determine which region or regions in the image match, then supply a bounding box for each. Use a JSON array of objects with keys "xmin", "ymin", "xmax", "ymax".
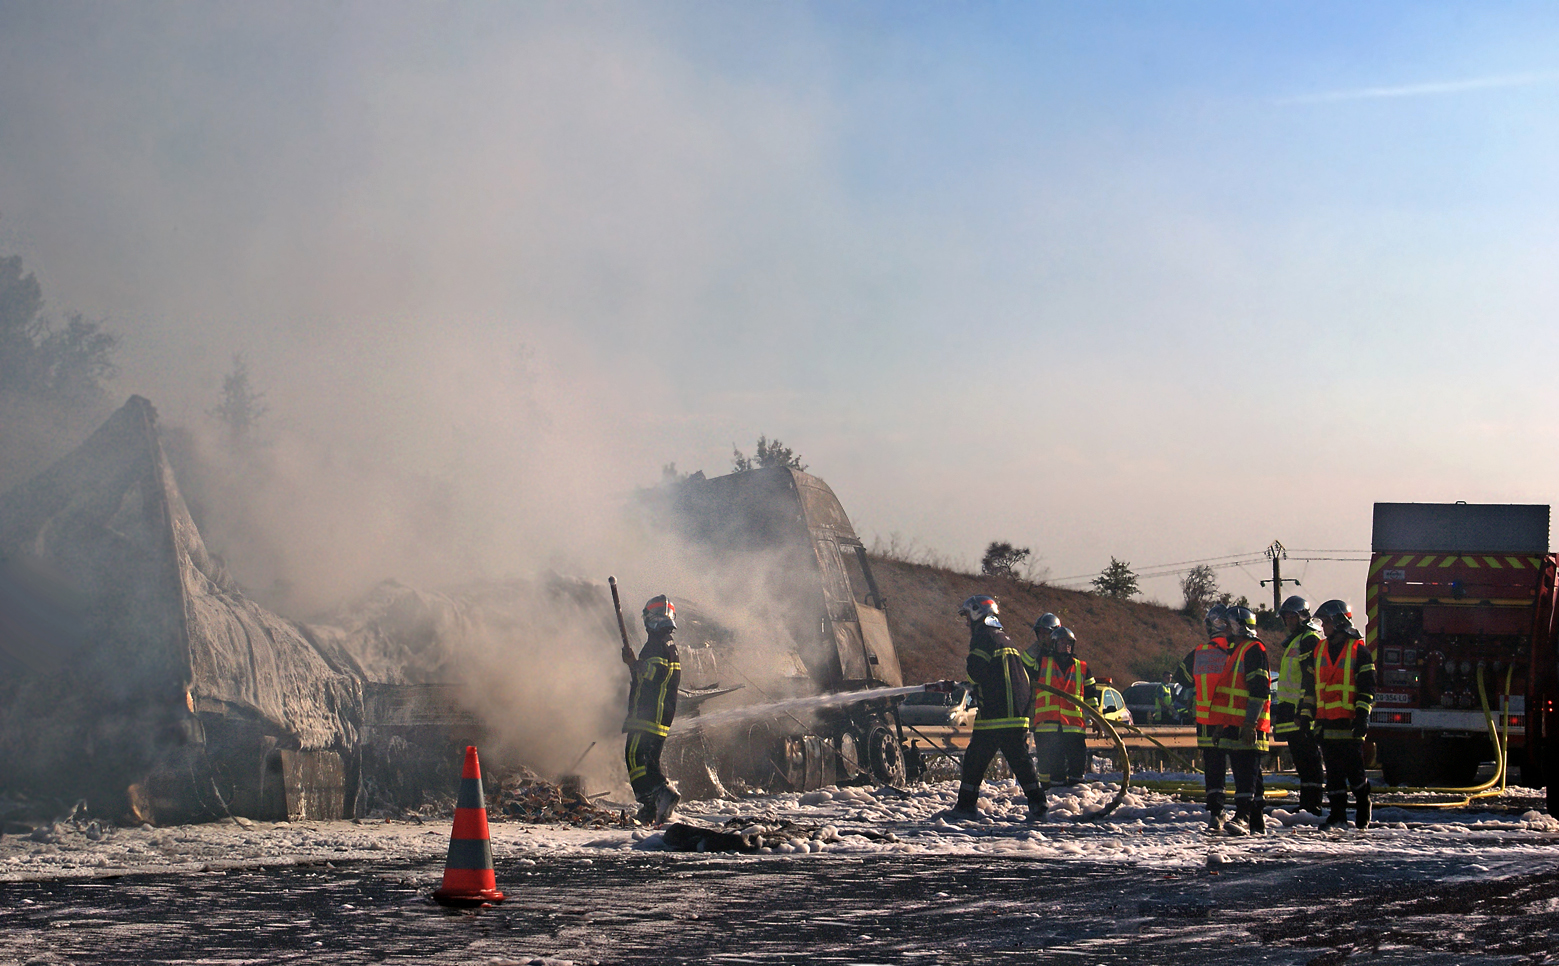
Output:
[
  {"xmin": 622, "ymin": 594, "xmax": 682, "ymax": 825},
  {"xmin": 1272, "ymin": 595, "xmax": 1326, "ymax": 814},
  {"xmin": 949, "ymin": 595, "xmax": 1048, "ymax": 821},
  {"xmin": 1301, "ymin": 599, "xmax": 1376, "ymax": 830}
]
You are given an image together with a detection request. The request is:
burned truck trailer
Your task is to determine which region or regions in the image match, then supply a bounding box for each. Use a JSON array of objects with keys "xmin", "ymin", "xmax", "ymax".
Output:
[{"xmin": 658, "ymin": 466, "xmax": 914, "ymax": 793}]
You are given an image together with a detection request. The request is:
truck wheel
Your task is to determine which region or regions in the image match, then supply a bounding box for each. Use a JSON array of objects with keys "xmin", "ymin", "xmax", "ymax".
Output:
[{"xmin": 866, "ymin": 724, "xmax": 905, "ymax": 786}]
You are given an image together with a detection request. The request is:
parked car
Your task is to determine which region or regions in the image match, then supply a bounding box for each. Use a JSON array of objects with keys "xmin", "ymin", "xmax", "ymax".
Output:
[
  {"xmin": 1096, "ymin": 685, "xmax": 1132, "ymax": 727},
  {"xmin": 898, "ymin": 687, "xmax": 976, "ymax": 728},
  {"xmin": 1124, "ymin": 680, "xmax": 1188, "ymax": 724}
]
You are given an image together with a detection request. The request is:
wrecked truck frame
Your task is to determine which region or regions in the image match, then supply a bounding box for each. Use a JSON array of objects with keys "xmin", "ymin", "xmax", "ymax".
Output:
[{"xmin": 653, "ymin": 466, "xmax": 918, "ymax": 795}]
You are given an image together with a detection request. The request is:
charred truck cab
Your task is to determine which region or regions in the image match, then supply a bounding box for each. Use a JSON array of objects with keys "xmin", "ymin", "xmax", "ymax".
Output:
[
  {"xmin": 660, "ymin": 466, "xmax": 912, "ymax": 793},
  {"xmin": 1366, "ymin": 503, "xmax": 1559, "ymax": 804}
]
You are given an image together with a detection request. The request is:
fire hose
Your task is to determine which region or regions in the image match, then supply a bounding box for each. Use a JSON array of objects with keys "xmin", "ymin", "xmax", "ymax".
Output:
[{"xmin": 1372, "ymin": 663, "xmax": 1514, "ymax": 807}]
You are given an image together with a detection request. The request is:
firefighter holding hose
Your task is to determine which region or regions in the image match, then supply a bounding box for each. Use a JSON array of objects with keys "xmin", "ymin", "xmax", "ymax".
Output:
[
  {"xmin": 1029, "ymin": 624, "xmax": 1099, "ymax": 788},
  {"xmin": 949, "ymin": 595, "xmax": 1049, "ymax": 821}
]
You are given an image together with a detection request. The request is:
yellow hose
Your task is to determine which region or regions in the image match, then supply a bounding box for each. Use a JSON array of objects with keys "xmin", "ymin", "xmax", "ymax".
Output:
[{"xmin": 1374, "ymin": 663, "xmax": 1514, "ymax": 807}]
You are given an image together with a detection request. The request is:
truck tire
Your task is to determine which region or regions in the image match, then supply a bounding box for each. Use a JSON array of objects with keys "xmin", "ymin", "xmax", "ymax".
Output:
[{"xmin": 866, "ymin": 724, "xmax": 905, "ymax": 786}]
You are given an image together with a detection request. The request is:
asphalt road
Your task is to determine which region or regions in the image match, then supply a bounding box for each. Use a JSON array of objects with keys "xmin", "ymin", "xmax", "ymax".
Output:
[{"xmin": 5, "ymin": 846, "xmax": 1559, "ymax": 965}]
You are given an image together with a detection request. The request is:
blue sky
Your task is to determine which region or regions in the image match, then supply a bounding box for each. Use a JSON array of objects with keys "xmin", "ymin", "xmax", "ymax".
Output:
[{"xmin": 3, "ymin": 2, "xmax": 1559, "ymax": 606}]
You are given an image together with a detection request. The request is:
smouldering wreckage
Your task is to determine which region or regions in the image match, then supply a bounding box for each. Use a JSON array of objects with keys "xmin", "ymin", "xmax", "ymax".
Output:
[{"xmin": 0, "ymin": 397, "xmax": 924, "ymax": 826}]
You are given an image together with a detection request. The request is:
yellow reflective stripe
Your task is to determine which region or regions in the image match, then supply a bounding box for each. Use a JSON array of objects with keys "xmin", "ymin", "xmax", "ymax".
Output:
[
  {"xmin": 1438, "ymin": 557, "xmax": 1457, "ymax": 568},
  {"xmin": 1461, "ymin": 556, "xmax": 1480, "ymax": 568},
  {"xmin": 1418, "ymin": 556, "xmax": 1437, "ymax": 567},
  {"xmin": 624, "ymin": 719, "xmax": 670, "ymax": 737},
  {"xmin": 1369, "ymin": 555, "xmax": 1389, "ymax": 576},
  {"xmin": 1484, "ymin": 556, "xmax": 1502, "ymax": 568},
  {"xmin": 1395, "ymin": 555, "xmax": 1414, "ymax": 567},
  {"xmin": 1507, "ymin": 557, "xmax": 1526, "ymax": 569}
]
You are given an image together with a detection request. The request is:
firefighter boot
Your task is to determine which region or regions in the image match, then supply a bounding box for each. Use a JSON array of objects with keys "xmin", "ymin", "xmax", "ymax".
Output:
[
  {"xmin": 1353, "ymin": 782, "xmax": 1371, "ymax": 830},
  {"xmin": 1320, "ymin": 794, "xmax": 1350, "ymax": 830},
  {"xmin": 1248, "ymin": 803, "xmax": 1266, "ymax": 835},
  {"xmin": 652, "ymin": 784, "xmax": 681, "ymax": 826},
  {"xmin": 1206, "ymin": 809, "xmax": 1225, "ymax": 834},
  {"xmin": 1299, "ymin": 784, "xmax": 1325, "ymax": 816},
  {"xmin": 1025, "ymin": 786, "xmax": 1048, "ymax": 822},
  {"xmin": 1222, "ymin": 803, "xmax": 1250, "ymax": 836},
  {"xmin": 947, "ymin": 782, "xmax": 982, "ymax": 821}
]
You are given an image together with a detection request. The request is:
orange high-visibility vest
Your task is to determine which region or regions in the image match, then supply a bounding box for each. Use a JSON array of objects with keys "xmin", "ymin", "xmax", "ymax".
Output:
[
  {"xmin": 1190, "ymin": 638, "xmax": 1235, "ymax": 726},
  {"xmin": 1031, "ymin": 657, "xmax": 1089, "ymax": 733},
  {"xmin": 1208, "ymin": 638, "xmax": 1271, "ymax": 730},
  {"xmin": 1315, "ymin": 634, "xmax": 1366, "ymax": 721}
]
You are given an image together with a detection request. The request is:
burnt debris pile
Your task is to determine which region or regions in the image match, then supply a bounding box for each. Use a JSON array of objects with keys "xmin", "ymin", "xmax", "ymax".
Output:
[{"xmin": 489, "ymin": 774, "xmax": 630, "ymax": 827}]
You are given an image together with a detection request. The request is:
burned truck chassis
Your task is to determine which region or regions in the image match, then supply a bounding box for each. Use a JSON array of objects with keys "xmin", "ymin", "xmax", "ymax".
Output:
[{"xmin": 665, "ymin": 703, "xmax": 910, "ymax": 798}]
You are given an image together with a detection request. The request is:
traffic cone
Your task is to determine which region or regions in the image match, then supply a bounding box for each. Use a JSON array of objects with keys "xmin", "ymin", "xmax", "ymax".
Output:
[{"xmin": 432, "ymin": 745, "xmax": 506, "ymax": 908}]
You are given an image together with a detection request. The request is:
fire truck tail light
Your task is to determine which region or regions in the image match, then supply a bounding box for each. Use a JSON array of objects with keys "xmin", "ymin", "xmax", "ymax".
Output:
[
  {"xmin": 1371, "ymin": 711, "xmax": 1413, "ymax": 724},
  {"xmin": 1507, "ymin": 715, "xmax": 1525, "ymax": 727}
]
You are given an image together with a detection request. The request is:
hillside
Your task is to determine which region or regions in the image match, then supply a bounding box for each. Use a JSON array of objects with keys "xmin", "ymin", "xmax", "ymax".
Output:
[{"xmin": 867, "ymin": 554, "xmax": 1205, "ymax": 687}]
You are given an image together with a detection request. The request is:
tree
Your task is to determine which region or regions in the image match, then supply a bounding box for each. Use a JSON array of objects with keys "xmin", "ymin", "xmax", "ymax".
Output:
[
  {"xmin": 1092, "ymin": 557, "xmax": 1140, "ymax": 600},
  {"xmin": 981, "ymin": 541, "xmax": 1031, "ymax": 579},
  {"xmin": 731, "ymin": 435, "xmax": 806, "ymax": 473},
  {"xmin": 0, "ymin": 254, "xmax": 117, "ymax": 410},
  {"xmin": 1181, "ymin": 564, "xmax": 1219, "ymax": 616},
  {"xmin": 211, "ymin": 352, "xmax": 268, "ymax": 445}
]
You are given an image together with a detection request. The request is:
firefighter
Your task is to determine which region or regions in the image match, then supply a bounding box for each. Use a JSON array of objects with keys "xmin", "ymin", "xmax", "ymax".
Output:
[
  {"xmin": 622, "ymin": 594, "xmax": 682, "ymax": 825},
  {"xmin": 1271, "ymin": 595, "xmax": 1326, "ymax": 814},
  {"xmin": 1174, "ymin": 603, "xmax": 1237, "ymax": 831},
  {"xmin": 1030, "ymin": 626, "xmax": 1099, "ymax": 787},
  {"xmin": 1301, "ymin": 599, "xmax": 1375, "ymax": 830},
  {"xmin": 950, "ymin": 595, "xmax": 1048, "ymax": 821},
  {"xmin": 1025, "ymin": 612, "xmax": 1061, "ymax": 664},
  {"xmin": 1213, "ymin": 605, "xmax": 1272, "ymax": 834},
  {"xmin": 1154, "ymin": 671, "xmax": 1177, "ymax": 724}
]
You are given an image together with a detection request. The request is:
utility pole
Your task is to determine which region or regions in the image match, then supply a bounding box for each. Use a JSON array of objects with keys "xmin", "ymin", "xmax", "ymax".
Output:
[{"xmin": 1261, "ymin": 540, "xmax": 1299, "ymax": 612}]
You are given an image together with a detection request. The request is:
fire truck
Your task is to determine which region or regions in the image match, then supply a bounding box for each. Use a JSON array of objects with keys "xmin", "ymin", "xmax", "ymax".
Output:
[{"xmin": 1366, "ymin": 502, "xmax": 1559, "ymax": 808}]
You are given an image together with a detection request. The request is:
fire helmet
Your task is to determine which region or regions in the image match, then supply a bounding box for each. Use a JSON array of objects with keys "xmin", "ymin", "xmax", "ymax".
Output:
[
  {"xmin": 958, "ymin": 595, "xmax": 1001, "ymax": 627},
  {"xmin": 1226, "ymin": 605, "xmax": 1257, "ymax": 639},
  {"xmin": 642, "ymin": 595, "xmax": 676, "ymax": 633},
  {"xmin": 1032, "ymin": 612, "xmax": 1061, "ymax": 638},
  {"xmin": 1049, "ymin": 626, "xmax": 1077, "ymax": 655},
  {"xmin": 1315, "ymin": 599, "xmax": 1354, "ymax": 628},
  {"xmin": 1279, "ymin": 595, "xmax": 1313, "ymax": 621},
  {"xmin": 1204, "ymin": 602, "xmax": 1230, "ymax": 638}
]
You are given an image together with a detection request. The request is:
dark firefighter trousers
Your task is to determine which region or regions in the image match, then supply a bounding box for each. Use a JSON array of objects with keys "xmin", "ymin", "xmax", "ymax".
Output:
[
  {"xmin": 1033, "ymin": 731, "xmax": 1088, "ymax": 785},
  {"xmin": 1202, "ymin": 746, "xmax": 1264, "ymax": 817},
  {"xmin": 1321, "ymin": 737, "xmax": 1369, "ymax": 816},
  {"xmin": 1280, "ymin": 725, "xmax": 1325, "ymax": 812},
  {"xmin": 957, "ymin": 728, "xmax": 1043, "ymax": 810},
  {"xmin": 624, "ymin": 732, "xmax": 669, "ymax": 804}
]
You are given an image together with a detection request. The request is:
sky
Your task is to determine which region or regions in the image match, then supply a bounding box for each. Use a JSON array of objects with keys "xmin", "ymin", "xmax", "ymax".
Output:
[{"xmin": 3, "ymin": 1, "xmax": 1559, "ymax": 609}]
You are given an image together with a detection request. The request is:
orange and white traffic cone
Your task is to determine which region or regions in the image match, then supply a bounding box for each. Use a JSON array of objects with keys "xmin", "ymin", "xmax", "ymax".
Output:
[{"xmin": 432, "ymin": 745, "xmax": 506, "ymax": 908}]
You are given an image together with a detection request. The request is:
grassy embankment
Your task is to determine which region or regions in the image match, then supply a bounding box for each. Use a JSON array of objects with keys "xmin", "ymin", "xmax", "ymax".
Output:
[{"xmin": 866, "ymin": 554, "xmax": 1205, "ymax": 688}]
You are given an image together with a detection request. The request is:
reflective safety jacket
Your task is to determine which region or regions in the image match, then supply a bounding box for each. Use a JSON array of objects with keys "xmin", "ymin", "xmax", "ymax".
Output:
[
  {"xmin": 623, "ymin": 633, "xmax": 681, "ymax": 737},
  {"xmin": 1272, "ymin": 624, "xmax": 1321, "ymax": 734},
  {"xmin": 966, "ymin": 623, "xmax": 1034, "ymax": 731},
  {"xmin": 1029, "ymin": 655, "xmax": 1098, "ymax": 734},
  {"xmin": 1175, "ymin": 638, "xmax": 1234, "ymax": 748},
  {"xmin": 1153, "ymin": 683, "xmax": 1175, "ymax": 723},
  {"xmin": 1303, "ymin": 629, "xmax": 1374, "ymax": 740},
  {"xmin": 1209, "ymin": 636, "xmax": 1271, "ymax": 731}
]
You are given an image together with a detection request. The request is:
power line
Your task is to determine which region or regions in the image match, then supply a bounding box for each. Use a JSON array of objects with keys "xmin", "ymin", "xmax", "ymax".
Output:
[{"xmin": 1049, "ymin": 551, "xmax": 1370, "ymax": 588}]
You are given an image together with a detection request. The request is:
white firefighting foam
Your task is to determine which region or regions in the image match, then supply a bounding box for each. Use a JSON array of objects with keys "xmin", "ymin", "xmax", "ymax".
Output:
[{"xmin": 3, "ymin": 774, "xmax": 1557, "ymax": 883}]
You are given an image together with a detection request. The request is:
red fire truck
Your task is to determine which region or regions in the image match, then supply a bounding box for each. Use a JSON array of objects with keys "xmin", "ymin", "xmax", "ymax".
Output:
[{"xmin": 1365, "ymin": 503, "xmax": 1559, "ymax": 808}]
